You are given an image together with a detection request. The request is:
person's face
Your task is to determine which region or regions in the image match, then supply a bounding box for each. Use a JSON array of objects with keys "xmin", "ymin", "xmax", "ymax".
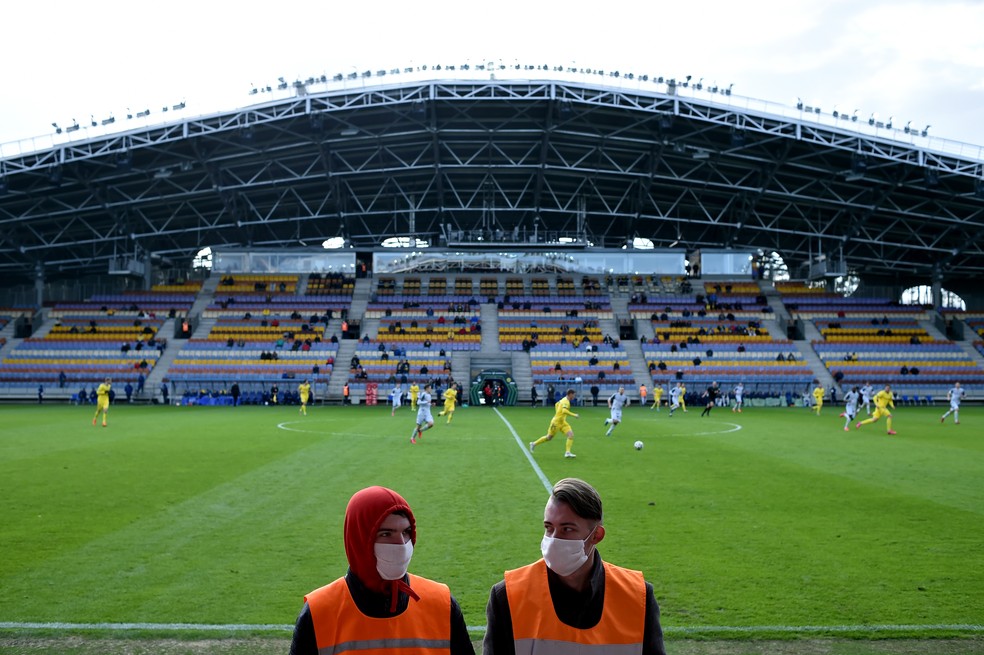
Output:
[
  {"xmin": 376, "ymin": 513, "xmax": 412, "ymax": 545},
  {"xmin": 543, "ymin": 497, "xmax": 604, "ymax": 546}
]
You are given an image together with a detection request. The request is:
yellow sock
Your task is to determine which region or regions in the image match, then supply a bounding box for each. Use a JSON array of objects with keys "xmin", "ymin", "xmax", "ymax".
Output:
[
  {"xmin": 447, "ymin": 414, "xmax": 453, "ymax": 423},
  {"xmin": 886, "ymin": 417, "xmax": 893, "ymax": 431},
  {"xmin": 565, "ymin": 437, "xmax": 574, "ymax": 453}
]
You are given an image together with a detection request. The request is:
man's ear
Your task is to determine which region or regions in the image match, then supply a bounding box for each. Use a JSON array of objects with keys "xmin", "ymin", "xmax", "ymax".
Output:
[{"xmin": 591, "ymin": 525, "xmax": 606, "ymax": 546}]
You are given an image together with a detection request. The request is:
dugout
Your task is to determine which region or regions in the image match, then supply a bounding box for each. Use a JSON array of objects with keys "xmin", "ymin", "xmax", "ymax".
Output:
[{"xmin": 470, "ymin": 369, "xmax": 518, "ymax": 406}]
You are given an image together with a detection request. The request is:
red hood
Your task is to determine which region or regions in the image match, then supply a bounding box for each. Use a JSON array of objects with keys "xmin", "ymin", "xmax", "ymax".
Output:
[{"xmin": 344, "ymin": 486, "xmax": 417, "ymax": 596}]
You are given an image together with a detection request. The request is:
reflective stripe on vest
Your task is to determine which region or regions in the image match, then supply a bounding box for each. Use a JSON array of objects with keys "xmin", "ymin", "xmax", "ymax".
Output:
[
  {"xmin": 305, "ymin": 573, "xmax": 451, "ymax": 655},
  {"xmin": 504, "ymin": 558, "xmax": 645, "ymax": 655}
]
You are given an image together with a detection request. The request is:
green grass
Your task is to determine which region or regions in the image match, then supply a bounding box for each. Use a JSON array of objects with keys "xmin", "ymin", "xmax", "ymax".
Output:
[{"xmin": 1, "ymin": 401, "xmax": 982, "ymax": 650}]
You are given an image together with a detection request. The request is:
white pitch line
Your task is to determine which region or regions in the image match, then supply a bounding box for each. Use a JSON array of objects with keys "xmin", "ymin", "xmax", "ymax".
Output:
[
  {"xmin": 0, "ymin": 622, "xmax": 293, "ymax": 632},
  {"xmin": 690, "ymin": 420, "xmax": 744, "ymax": 436},
  {"xmin": 663, "ymin": 623, "xmax": 984, "ymax": 634},
  {"xmin": 1, "ymin": 621, "xmax": 982, "ymax": 635},
  {"xmin": 493, "ymin": 408, "xmax": 553, "ymax": 493}
]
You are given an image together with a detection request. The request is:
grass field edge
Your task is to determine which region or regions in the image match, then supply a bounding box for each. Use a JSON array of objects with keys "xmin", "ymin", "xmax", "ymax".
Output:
[{"xmin": 3, "ymin": 621, "xmax": 984, "ymax": 640}]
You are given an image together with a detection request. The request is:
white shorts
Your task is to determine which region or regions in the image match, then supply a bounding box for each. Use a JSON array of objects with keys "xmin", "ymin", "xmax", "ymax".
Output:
[
  {"xmin": 610, "ymin": 408, "xmax": 623, "ymax": 423},
  {"xmin": 417, "ymin": 408, "xmax": 434, "ymax": 424},
  {"xmin": 950, "ymin": 401, "xmax": 960, "ymax": 411},
  {"xmin": 392, "ymin": 396, "xmax": 402, "ymax": 407}
]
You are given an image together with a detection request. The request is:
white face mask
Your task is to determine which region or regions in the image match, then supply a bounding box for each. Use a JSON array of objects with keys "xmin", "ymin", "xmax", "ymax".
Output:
[
  {"xmin": 540, "ymin": 528, "xmax": 595, "ymax": 577},
  {"xmin": 374, "ymin": 540, "xmax": 414, "ymax": 580}
]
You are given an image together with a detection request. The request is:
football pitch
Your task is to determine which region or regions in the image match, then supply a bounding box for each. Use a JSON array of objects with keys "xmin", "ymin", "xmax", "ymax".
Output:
[{"xmin": 1, "ymin": 400, "xmax": 982, "ymax": 653}]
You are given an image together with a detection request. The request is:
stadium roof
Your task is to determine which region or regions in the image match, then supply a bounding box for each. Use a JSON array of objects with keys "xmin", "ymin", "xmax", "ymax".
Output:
[{"xmin": 1, "ymin": 68, "xmax": 982, "ymax": 286}]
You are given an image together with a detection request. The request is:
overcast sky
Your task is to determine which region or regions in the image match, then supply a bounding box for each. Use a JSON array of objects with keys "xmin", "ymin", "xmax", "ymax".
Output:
[{"xmin": 3, "ymin": 0, "xmax": 983, "ymax": 152}]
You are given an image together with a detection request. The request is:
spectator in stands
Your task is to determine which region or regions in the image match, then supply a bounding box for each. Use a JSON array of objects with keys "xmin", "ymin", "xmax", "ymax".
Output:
[
  {"xmin": 900, "ymin": 365, "xmax": 909, "ymax": 375},
  {"xmin": 692, "ymin": 356, "xmax": 702, "ymax": 367},
  {"xmin": 531, "ymin": 385, "xmax": 539, "ymax": 407},
  {"xmin": 910, "ymin": 365, "xmax": 920, "ymax": 375},
  {"xmin": 786, "ymin": 353, "xmax": 796, "ymax": 362},
  {"xmin": 160, "ymin": 381, "xmax": 169, "ymax": 405},
  {"xmin": 59, "ymin": 371, "xmax": 67, "ymax": 388},
  {"xmin": 231, "ymin": 383, "xmax": 241, "ymax": 406},
  {"xmin": 124, "ymin": 382, "xmax": 134, "ymax": 402},
  {"xmin": 136, "ymin": 372, "xmax": 145, "ymax": 394},
  {"xmin": 555, "ymin": 362, "xmax": 563, "ymax": 372},
  {"xmin": 776, "ymin": 353, "xmax": 785, "ymax": 362},
  {"xmin": 612, "ymin": 361, "xmax": 620, "ymax": 371}
]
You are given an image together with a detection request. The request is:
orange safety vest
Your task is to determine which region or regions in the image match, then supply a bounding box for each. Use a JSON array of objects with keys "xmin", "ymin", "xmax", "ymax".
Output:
[
  {"xmin": 504, "ymin": 558, "xmax": 645, "ymax": 655},
  {"xmin": 305, "ymin": 574, "xmax": 451, "ymax": 655}
]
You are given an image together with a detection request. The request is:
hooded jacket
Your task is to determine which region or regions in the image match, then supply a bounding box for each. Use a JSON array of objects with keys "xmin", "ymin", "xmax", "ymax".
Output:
[
  {"xmin": 343, "ymin": 485, "xmax": 419, "ymax": 610},
  {"xmin": 288, "ymin": 486, "xmax": 475, "ymax": 655}
]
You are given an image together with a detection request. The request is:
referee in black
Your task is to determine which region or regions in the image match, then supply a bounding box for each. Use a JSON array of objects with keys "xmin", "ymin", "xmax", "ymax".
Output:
[{"xmin": 700, "ymin": 381, "xmax": 721, "ymax": 417}]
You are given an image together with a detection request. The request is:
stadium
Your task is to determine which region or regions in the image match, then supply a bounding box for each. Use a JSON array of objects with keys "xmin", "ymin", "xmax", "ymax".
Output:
[{"xmin": 2, "ymin": 63, "xmax": 983, "ymax": 654}]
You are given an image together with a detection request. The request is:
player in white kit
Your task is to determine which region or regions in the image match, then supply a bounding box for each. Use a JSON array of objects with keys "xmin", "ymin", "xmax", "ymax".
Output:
[
  {"xmin": 603, "ymin": 386, "xmax": 630, "ymax": 436},
  {"xmin": 411, "ymin": 383, "xmax": 435, "ymax": 444},
  {"xmin": 940, "ymin": 382, "xmax": 966, "ymax": 425}
]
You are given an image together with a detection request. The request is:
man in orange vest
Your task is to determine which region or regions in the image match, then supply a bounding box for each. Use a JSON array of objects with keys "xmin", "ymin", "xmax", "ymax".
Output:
[
  {"xmin": 483, "ymin": 477, "xmax": 666, "ymax": 654},
  {"xmin": 289, "ymin": 486, "xmax": 474, "ymax": 655}
]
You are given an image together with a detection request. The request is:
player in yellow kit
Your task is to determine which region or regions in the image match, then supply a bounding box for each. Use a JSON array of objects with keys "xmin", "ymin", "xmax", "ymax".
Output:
[
  {"xmin": 650, "ymin": 383, "xmax": 664, "ymax": 411},
  {"xmin": 856, "ymin": 384, "xmax": 896, "ymax": 435},
  {"xmin": 529, "ymin": 388, "xmax": 580, "ymax": 458},
  {"xmin": 298, "ymin": 379, "xmax": 312, "ymax": 415},
  {"xmin": 409, "ymin": 382, "xmax": 419, "ymax": 410},
  {"xmin": 437, "ymin": 385, "xmax": 458, "ymax": 424},
  {"xmin": 92, "ymin": 377, "xmax": 112, "ymax": 427},
  {"xmin": 679, "ymin": 382, "xmax": 688, "ymax": 412},
  {"xmin": 812, "ymin": 383, "xmax": 825, "ymax": 415}
]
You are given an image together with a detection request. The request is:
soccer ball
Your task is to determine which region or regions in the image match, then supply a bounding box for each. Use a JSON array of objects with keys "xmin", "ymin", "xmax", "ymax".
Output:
[{"xmin": 634, "ymin": 440, "xmax": 644, "ymax": 450}]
